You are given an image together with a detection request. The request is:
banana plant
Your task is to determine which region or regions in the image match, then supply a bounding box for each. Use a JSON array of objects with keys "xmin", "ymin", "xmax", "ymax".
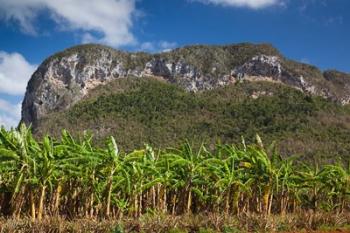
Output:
[
  {"xmin": 165, "ymin": 142, "xmax": 208, "ymax": 214},
  {"xmin": 0, "ymin": 124, "xmax": 41, "ymax": 219},
  {"xmin": 0, "ymin": 125, "xmax": 349, "ymax": 220},
  {"xmin": 318, "ymin": 164, "xmax": 350, "ymax": 213},
  {"xmin": 243, "ymin": 136, "xmax": 278, "ymax": 215}
]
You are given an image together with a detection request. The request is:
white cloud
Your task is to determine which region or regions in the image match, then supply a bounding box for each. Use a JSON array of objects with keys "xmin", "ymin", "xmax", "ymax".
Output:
[
  {"xmin": 0, "ymin": 0, "xmax": 137, "ymax": 47},
  {"xmin": 325, "ymin": 16, "xmax": 343, "ymax": 26},
  {"xmin": 0, "ymin": 99, "xmax": 21, "ymax": 118},
  {"xmin": 0, "ymin": 114, "xmax": 19, "ymax": 129},
  {"xmin": 0, "ymin": 51, "xmax": 34, "ymax": 129},
  {"xmin": 300, "ymin": 58, "xmax": 310, "ymax": 64},
  {"xmin": 159, "ymin": 41, "xmax": 178, "ymax": 51},
  {"xmin": 0, "ymin": 51, "xmax": 37, "ymax": 96},
  {"xmin": 140, "ymin": 42, "xmax": 155, "ymax": 51},
  {"xmin": 0, "ymin": 99, "xmax": 21, "ymax": 129},
  {"xmin": 193, "ymin": 0, "xmax": 283, "ymax": 9},
  {"xmin": 140, "ymin": 41, "xmax": 177, "ymax": 53}
]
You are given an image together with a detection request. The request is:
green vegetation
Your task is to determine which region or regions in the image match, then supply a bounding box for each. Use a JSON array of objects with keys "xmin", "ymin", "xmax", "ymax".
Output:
[
  {"xmin": 7, "ymin": 43, "xmax": 350, "ymax": 232},
  {"xmin": 1, "ymin": 124, "xmax": 350, "ymax": 224},
  {"xmin": 35, "ymin": 77, "xmax": 350, "ymax": 163}
]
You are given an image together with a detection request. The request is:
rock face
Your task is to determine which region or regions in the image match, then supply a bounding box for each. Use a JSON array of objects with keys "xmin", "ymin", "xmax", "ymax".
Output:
[
  {"xmin": 22, "ymin": 48, "xmax": 127, "ymax": 125},
  {"xmin": 22, "ymin": 43, "xmax": 350, "ymax": 126},
  {"xmin": 232, "ymin": 55, "xmax": 282, "ymax": 79}
]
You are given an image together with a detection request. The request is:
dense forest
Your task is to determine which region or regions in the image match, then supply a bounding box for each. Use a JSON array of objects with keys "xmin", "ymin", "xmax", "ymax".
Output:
[{"xmin": 34, "ymin": 77, "xmax": 350, "ymax": 164}]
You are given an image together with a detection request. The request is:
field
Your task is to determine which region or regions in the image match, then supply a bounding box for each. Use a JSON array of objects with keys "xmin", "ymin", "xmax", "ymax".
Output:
[{"xmin": 0, "ymin": 124, "xmax": 350, "ymax": 232}]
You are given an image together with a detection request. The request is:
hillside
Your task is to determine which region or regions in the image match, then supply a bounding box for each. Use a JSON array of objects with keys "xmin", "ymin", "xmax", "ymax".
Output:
[
  {"xmin": 33, "ymin": 77, "xmax": 350, "ymax": 163},
  {"xmin": 21, "ymin": 43, "xmax": 350, "ymax": 162},
  {"xmin": 22, "ymin": 43, "xmax": 350, "ymax": 125}
]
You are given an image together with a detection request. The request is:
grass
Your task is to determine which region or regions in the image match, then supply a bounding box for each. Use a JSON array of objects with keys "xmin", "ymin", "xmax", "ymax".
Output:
[{"xmin": 1, "ymin": 212, "xmax": 349, "ymax": 233}]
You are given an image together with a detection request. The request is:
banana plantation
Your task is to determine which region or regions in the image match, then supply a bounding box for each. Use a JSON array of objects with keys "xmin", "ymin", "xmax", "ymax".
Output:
[{"xmin": 0, "ymin": 124, "xmax": 349, "ymax": 222}]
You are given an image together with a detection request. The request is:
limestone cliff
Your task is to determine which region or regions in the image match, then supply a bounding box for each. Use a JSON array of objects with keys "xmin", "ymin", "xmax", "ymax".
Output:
[{"xmin": 21, "ymin": 43, "xmax": 350, "ymax": 126}]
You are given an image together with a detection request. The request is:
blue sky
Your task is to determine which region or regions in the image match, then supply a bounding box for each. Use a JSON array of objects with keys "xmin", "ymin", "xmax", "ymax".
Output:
[{"xmin": 0, "ymin": 0, "xmax": 349, "ymax": 128}]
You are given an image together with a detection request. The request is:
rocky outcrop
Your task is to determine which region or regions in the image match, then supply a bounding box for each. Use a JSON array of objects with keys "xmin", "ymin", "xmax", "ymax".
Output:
[
  {"xmin": 21, "ymin": 43, "xmax": 350, "ymax": 126},
  {"xmin": 232, "ymin": 55, "xmax": 282, "ymax": 79},
  {"xmin": 323, "ymin": 70, "xmax": 350, "ymax": 105},
  {"xmin": 22, "ymin": 48, "xmax": 127, "ymax": 125}
]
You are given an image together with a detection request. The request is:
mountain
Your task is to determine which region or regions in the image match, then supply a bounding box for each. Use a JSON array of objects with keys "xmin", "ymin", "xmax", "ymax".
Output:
[{"xmin": 21, "ymin": 43, "xmax": 350, "ymax": 162}]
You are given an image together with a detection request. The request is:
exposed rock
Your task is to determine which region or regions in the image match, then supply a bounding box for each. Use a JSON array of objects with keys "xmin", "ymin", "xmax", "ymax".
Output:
[
  {"xmin": 21, "ymin": 43, "xmax": 350, "ymax": 127},
  {"xmin": 323, "ymin": 70, "xmax": 350, "ymax": 104},
  {"xmin": 251, "ymin": 90, "xmax": 273, "ymax": 99},
  {"xmin": 232, "ymin": 55, "xmax": 282, "ymax": 79},
  {"xmin": 22, "ymin": 48, "xmax": 127, "ymax": 125}
]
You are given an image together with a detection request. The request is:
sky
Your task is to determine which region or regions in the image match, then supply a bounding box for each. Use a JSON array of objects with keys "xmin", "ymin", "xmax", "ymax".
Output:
[{"xmin": 0, "ymin": 0, "xmax": 349, "ymax": 128}]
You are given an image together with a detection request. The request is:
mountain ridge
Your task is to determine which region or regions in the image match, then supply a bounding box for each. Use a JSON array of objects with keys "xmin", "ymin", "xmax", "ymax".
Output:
[
  {"xmin": 21, "ymin": 43, "xmax": 350, "ymax": 127},
  {"xmin": 19, "ymin": 43, "xmax": 350, "ymax": 162}
]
